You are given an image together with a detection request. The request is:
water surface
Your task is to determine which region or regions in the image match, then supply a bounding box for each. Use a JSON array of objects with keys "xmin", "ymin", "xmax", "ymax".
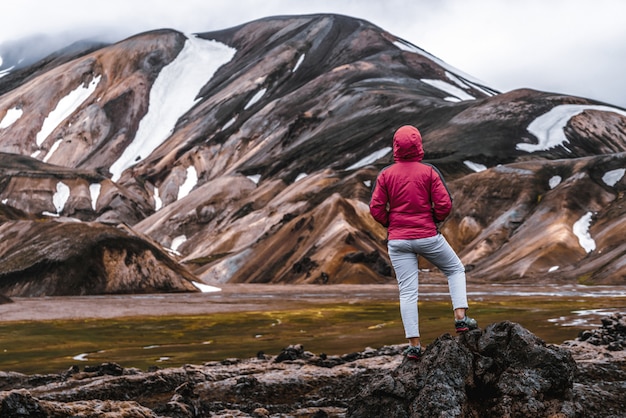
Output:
[{"xmin": 0, "ymin": 284, "xmax": 623, "ymax": 374}]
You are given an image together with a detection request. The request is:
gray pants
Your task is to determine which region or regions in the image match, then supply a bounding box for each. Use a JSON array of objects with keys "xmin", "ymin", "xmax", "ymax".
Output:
[{"xmin": 388, "ymin": 234, "xmax": 468, "ymax": 338}]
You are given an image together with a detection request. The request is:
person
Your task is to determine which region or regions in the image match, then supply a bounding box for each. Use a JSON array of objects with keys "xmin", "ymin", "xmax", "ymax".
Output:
[{"xmin": 369, "ymin": 125, "xmax": 477, "ymax": 360}]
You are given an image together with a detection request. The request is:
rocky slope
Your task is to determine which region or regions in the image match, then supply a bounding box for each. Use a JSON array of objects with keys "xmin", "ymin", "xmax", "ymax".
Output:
[
  {"xmin": 0, "ymin": 316, "xmax": 623, "ymax": 417},
  {"xmin": 0, "ymin": 14, "xmax": 625, "ymax": 295}
]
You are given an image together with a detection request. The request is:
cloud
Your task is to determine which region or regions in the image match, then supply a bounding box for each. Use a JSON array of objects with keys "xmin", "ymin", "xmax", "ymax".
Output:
[
  {"xmin": 1, "ymin": 0, "xmax": 626, "ymax": 107},
  {"xmin": 396, "ymin": 0, "xmax": 626, "ymax": 107}
]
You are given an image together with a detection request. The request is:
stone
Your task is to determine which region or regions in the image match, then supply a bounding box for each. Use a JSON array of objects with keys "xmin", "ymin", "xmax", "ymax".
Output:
[
  {"xmin": 0, "ymin": 320, "xmax": 623, "ymax": 417},
  {"xmin": 348, "ymin": 321, "xmax": 577, "ymax": 417}
]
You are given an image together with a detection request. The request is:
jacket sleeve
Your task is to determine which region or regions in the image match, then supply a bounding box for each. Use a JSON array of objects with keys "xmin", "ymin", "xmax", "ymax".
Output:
[
  {"xmin": 369, "ymin": 174, "xmax": 389, "ymax": 227},
  {"xmin": 430, "ymin": 167, "xmax": 452, "ymax": 222}
]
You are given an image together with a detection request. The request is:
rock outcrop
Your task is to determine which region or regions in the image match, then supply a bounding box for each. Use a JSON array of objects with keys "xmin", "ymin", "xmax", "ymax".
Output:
[
  {"xmin": 0, "ymin": 220, "xmax": 199, "ymax": 296},
  {"xmin": 0, "ymin": 319, "xmax": 624, "ymax": 417},
  {"xmin": 561, "ymin": 313, "xmax": 626, "ymax": 366},
  {"xmin": 349, "ymin": 321, "xmax": 577, "ymax": 417}
]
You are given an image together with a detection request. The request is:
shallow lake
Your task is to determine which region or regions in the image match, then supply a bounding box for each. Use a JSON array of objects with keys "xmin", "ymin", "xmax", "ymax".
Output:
[{"xmin": 0, "ymin": 283, "xmax": 624, "ymax": 374}]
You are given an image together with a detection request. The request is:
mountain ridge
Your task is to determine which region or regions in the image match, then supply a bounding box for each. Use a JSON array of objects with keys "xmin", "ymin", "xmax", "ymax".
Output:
[{"xmin": 0, "ymin": 13, "xmax": 624, "ymax": 296}]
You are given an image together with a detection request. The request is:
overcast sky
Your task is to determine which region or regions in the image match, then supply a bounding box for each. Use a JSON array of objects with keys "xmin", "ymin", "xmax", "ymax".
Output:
[{"xmin": 2, "ymin": 0, "xmax": 626, "ymax": 108}]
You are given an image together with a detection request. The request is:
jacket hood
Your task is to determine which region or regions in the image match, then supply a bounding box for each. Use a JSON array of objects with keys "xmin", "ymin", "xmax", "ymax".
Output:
[{"xmin": 393, "ymin": 125, "xmax": 424, "ymax": 162}]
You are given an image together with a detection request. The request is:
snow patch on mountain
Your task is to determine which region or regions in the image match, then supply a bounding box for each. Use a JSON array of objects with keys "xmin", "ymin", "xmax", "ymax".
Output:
[
  {"xmin": 518, "ymin": 105, "xmax": 626, "ymax": 153},
  {"xmin": 178, "ymin": 166, "xmax": 198, "ymax": 200},
  {"xmin": 422, "ymin": 79, "xmax": 475, "ymax": 101},
  {"xmin": 549, "ymin": 175, "xmax": 562, "ymax": 189},
  {"xmin": 89, "ymin": 183, "xmax": 101, "ymax": 210},
  {"xmin": 0, "ymin": 107, "xmax": 23, "ymax": 128},
  {"xmin": 153, "ymin": 185, "xmax": 162, "ymax": 211},
  {"xmin": 292, "ymin": 54, "xmax": 305, "ymax": 72},
  {"xmin": 247, "ymin": 174, "xmax": 261, "ymax": 184},
  {"xmin": 109, "ymin": 35, "xmax": 236, "ymax": 181},
  {"xmin": 346, "ymin": 147, "xmax": 391, "ymax": 170},
  {"xmin": 464, "ymin": 161, "xmax": 487, "ymax": 172},
  {"xmin": 43, "ymin": 139, "xmax": 62, "ymax": 162},
  {"xmin": 53, "ymin": 181, "xmax": 70, "ymax": 214},
  {"xmin": 0, "ymin": 55, "xmax": 13, "ymax": 79},
  {"xmin": 244, "ymin": 88, "xmax": 267, "ymax": 110},
  {"xmin": 171, "ymin": 235, "xmax": 187, "ymax": 252},
  {"xmin": 36, "ymin": 75, "xmax": 100, "ymax": 147},
  {"xmin": 602, "ymin": 168, "xmax": 625, "ymax": 187},
  {"xmin": 573, "ymin": 211, "xmax": 596, "ymax": 253},
  {"xmin": 221, "ymin": 116, "xmax": 237, "ymax": 131},
  {"xmin": 192, "ymin": 281, "xmax": 221, "ymax": 293}
]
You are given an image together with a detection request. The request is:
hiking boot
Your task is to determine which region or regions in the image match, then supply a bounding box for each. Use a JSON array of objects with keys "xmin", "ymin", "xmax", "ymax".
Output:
[
  {"xmin": 455, "ymin": 316, "xmax": 478, "ymax": 333},
  {"xmin": 403, "ymin": 345, "xmax": 422, "ymax": 360}
]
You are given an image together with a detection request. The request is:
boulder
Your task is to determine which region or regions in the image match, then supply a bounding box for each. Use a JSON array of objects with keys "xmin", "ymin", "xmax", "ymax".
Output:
[{"xmin": 348, "ymin": 321, "xmax": 577, "ymax": 417}]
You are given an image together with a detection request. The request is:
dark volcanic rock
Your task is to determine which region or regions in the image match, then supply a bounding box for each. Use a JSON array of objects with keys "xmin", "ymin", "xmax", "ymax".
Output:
[
  {"xmin": 0, "ymin": 320, "xmax": 624, "ymax": 417},
  {"xmin": 575, "ymin": 313, "xmax": 626, "ymax": 350},
  {"xmin": 348, "ymin": 321, "xmax": 577, "ymax": 418},
  {"xmin": 561, "ymin": 313, "xmax": 626, "ymax": 363}
]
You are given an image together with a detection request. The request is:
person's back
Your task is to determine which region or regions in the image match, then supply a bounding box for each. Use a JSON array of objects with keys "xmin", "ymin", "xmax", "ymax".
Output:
[
  {"xmin": 370, "ymin": 126, "xmax": 451, "ymax": 240},
  {"xmin": 369, "ymin": 124, "xmax": 477, "ymax": 362}
]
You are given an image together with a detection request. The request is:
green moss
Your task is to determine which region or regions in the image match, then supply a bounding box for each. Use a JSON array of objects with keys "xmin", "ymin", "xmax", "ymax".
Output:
[
  {"xmin": 576, "ymin": 273, "xmax": 595, "ymax": 285},
  {"xmin": 0, "ymin": 296, "xmax": 624, "ymax": 375}
]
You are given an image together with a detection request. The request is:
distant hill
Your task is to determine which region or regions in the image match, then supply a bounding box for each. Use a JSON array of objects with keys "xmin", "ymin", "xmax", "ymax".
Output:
[{"xmin": 0, "ymin": 14, "xmax": 624, "ymax": 296}]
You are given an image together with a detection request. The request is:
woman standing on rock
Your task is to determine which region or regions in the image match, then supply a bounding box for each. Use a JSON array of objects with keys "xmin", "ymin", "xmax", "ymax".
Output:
[{"xmin": 369, "ymin": 125, "xmax": 477, "ymax": 360}]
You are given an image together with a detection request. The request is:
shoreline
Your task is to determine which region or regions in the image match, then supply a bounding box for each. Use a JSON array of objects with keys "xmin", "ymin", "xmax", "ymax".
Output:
[
  {"xmin": 0, "ymin": 284, "xmax": 400, "ymax": 322},
  {"xmin": 1, "ymin": 283, "xmax": 624, "ymax": 323}
]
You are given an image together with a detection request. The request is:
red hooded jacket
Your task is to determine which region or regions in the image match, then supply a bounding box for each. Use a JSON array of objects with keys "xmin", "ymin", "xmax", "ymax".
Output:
[{"xmin": 369, "ymin": 125, "xmax": 452, "ymax": 240}]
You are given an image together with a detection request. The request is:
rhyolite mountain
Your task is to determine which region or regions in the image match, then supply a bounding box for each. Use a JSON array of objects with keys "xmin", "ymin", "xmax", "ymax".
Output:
[{"xmin": 0, "ymin": 14, "xmax": 624, "ymax": 296}]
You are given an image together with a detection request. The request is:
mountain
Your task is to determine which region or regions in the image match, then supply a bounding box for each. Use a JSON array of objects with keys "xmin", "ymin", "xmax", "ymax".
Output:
[{"xmin": 0, "ymin": 14, "xmax": 624, "ymax": 296}]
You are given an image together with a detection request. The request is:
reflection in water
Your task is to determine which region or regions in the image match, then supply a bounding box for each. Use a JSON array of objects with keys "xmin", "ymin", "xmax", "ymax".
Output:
[{"xmin": 548, "ymin": 308, "xmax": 624, "ymax": 327}]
